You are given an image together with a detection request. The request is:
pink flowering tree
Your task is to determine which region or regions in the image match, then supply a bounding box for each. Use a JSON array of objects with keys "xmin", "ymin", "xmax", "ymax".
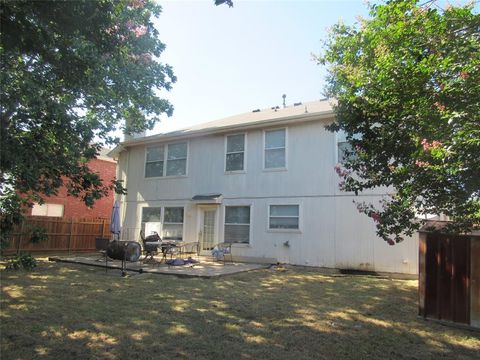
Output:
[
  {"xmin": 319, "ymin": 0, "xmax": 480, "ymax": 243},
  {"xmin": 0, "ymin": 0, "xmax": 176, "ymax": 247}
]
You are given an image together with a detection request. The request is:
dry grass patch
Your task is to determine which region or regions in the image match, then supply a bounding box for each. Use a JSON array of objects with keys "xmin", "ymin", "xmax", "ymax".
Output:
[{"xmin": 1, "ymin": 260, "xmax": 479, "ymax": 359}]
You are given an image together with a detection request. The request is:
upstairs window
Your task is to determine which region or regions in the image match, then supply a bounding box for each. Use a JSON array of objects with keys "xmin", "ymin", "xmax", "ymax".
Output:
[
  {"xmin": 225, "ymin": 134, "xmax": 245, "ymax": 172},
  {"xmin": 145, "ymin": 145, "xmax": 165, "ymax": 177},
  {"xmin": 264, "ymin": 128, "xmax": 286, "ymax": 169},
  {"xmin": 145, "ymin": 142, "xmax": 187, "ymax": 178},
  {"xmin": 166, "ymin": 143, "xmax": 188, "ymax": 176},
  {"xmin": 337, "ymin": 130, "xmax": 359, "ymax": 163},
  {"xmin": 224, "ymin": 206, "xmax": 250, "ymax": 244}
]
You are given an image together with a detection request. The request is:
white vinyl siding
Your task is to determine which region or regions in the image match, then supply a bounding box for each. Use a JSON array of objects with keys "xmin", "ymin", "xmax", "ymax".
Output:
[
  {"xmin": 163, "ymin": 207, "xmax": 184, "ymax": 241},
  {"xmin": 225, "ymin": 134, "xmax": 245, "ymax": 172},
  {"xmin": 31, "ymin": 203, "xmax": 64, "ymax": 217},
  {"xmin": 145, "ymin": 142, "xmax": 187, "ymax": 178},
  {"xmin": 224, "ymin": 206, "xmax": 250, "ymax": 244},
  {"xmin": 269, "ymin": 205, "xmax": 299, "ymax": 230},
  {"xmin": 264, "ymin": 128, "xmax": 286, "ymax": 169}
]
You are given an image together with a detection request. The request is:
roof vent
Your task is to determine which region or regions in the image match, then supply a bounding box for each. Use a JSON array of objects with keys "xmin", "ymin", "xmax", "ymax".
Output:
[
  {"xmin": 252, "ymin": 109, "xmax": 260, "ymax": 113},
  {"xmin": 294, "ymin": 102, "xmax": 302, "ymax": 107},
  {"xmin": 282, "ymin": 94, "xmax": 286, "ymax": 108}
]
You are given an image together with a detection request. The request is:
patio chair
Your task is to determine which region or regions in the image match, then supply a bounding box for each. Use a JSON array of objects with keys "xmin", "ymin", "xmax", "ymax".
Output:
[
  {"xmin": 161, "ymin": 242, "xmax": 179, "ymax": 263},
  {"xmin": 139, "ymin": 230, "xmax": 161, "ymax": 263},
  {"xmin": 177, "ymin": 241, "xmax": 200, "ymax": 258},
  {"xmin": 95, "ymin": 237, "xmax": 110, "ymax": 260},
  {"xmin": 212, "ymin": 242, "xmax": 233, "ymax": 264}
]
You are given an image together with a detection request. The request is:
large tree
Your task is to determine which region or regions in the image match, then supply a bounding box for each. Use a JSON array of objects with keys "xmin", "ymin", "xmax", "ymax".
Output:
[
  {"xmin": 0, "ymin": 0, "xmax": 176, "ymax": 246},
  {"xmin": 319, "ymin": 0, "xmax": 479, "ymax": 243}
]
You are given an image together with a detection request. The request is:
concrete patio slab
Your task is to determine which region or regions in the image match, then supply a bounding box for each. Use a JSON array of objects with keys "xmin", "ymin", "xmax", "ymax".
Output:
[{"xmin": 48, "ymin": 254, "xmax": 269, "ymax": 278}]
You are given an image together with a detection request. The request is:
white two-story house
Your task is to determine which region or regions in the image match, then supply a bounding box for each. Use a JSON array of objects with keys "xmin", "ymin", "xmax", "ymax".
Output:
[{"xmin": 110, "ymin": 99, "xmax": 418, "ymax": 274}]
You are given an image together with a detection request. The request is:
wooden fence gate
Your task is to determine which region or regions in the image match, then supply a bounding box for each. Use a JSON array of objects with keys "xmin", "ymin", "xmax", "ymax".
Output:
[{"xmin": 424, "ymin": 235, "xmax": 471, "ymax": 324}]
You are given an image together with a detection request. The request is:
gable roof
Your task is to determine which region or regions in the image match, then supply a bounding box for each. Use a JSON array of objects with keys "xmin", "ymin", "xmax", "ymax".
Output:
[
  {"xmin": 96, "ymin": 147, "xmax": 117, "ymax": 163},
  {"xmin": 109, "ymin": 99, "xmax": 335, "ymax": 157},
  {"xmin": 178, "ymin": 99, "xmax": 334, "ymax": 133}
]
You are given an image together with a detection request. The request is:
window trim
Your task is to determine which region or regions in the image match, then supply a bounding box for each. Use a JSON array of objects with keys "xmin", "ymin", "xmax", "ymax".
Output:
[
  {"xmin": 267, "ymin": 203, "xmax": 302, "ymax": 233},
  {"xmin": 335, "ymin": 130, "xmax": 360, "ymax": 164},
  {"xmin": 162, "ymin": 206, "xmax": 185, "ymax": 241},
  {"xmin": 140, "ymin": 206, "xmax": 163, "ymax": 238},
  {"xmin": 31, "ymin": 203, "xmax": 64, "ymax": 217},
  {"xmin": 145, "ymin": 144, "xmax": 165, "ymax": 178},
  {"xmin": 223, "ymin": 204, "xmax": 252, "ymax": 246},
  {"xmin": 263, "ymin": 127, "xmax": 288, "ymax": 171},
  {"xmin": 141, "ymin": 205, "xmax": 186, "ymax": 242},
  {"xmin": 224, "ymin": 133, "xmax": 247, "ymax": 174},
  {"xmin": 144, "ymin": 141, "xmax": 189, "ymax": 179}
]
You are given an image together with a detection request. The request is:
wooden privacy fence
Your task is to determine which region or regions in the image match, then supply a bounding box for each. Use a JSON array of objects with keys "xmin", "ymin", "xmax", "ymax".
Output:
[
  {"xmin": 4, "ymin": 216, "xmax": 111, "ymax": 254},
  {"xmin": 418, "ymin": 220, "xmax": 480, "ymax": 330}
]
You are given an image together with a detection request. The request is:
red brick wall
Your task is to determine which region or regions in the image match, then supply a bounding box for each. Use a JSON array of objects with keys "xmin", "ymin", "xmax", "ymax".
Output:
[{"xmin": 27, "ymin": 158, "xmax": 117, "ymax": 219}]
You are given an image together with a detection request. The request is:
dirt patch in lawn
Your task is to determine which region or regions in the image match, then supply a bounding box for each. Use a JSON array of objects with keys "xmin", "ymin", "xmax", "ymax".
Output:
[{"xmin": 1, "ymin": 260, "xmax": 479, "ymax": 359}]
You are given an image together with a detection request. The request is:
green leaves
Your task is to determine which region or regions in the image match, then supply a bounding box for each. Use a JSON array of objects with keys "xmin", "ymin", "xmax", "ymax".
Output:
[
  {"xmin": 0, "ymin": 1, "xmax": 176, "ymax": 248},
  {"xmin": 320, "ymin": 0, "xmax": 480, "ymax": 243},
  {"xmin": 5, "ymin": 252, "xmax": 37, "ymax": 271}
]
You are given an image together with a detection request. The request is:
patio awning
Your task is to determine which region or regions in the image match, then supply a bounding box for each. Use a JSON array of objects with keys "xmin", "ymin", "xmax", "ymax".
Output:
[{"xmin": 191, "ymin": 194, "xmax": 223, "ymax": 205}]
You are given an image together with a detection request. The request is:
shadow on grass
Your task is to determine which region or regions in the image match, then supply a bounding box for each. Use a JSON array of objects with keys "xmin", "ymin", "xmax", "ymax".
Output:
[{"xmin": 1, "ymin": 261, "xmax": 479, "ymax": 359}]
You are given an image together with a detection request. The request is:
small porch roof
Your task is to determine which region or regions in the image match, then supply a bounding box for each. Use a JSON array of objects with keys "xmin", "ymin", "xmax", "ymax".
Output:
[{"xmin": 191, "ymin": 194, "xmax": 223, "ymax": 205}]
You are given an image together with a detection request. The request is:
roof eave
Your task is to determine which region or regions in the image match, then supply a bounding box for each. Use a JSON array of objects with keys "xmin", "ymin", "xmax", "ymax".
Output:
[
  {"xmin": 107, "ymin": 144, "xmax": 126, "ymax": 159},
  {"xmin": 121, "ymin": 109, "xmax": 335, "ymax": 148}
]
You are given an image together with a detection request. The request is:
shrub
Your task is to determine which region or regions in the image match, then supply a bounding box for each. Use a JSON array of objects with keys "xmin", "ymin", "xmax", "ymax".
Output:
[
  {"xmin": 29, "ymin": 225, "xmax": 48, "ymax": 244},
  {"xmin": 5, "ymin": 252, "xmax": 37, "ymax": 271}
]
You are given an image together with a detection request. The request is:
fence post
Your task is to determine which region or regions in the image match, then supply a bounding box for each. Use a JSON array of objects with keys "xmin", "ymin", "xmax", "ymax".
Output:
[
  {"xmin": 16, "ymin": 220, "xmax": 25, "ymax": 255},
  {"xmin": 68, "ymin": 218, "xmax": 74, "ymax": 254},
  {"xmin": 101, "ymin": 219, "xmax": 107, "ymax": 238}
]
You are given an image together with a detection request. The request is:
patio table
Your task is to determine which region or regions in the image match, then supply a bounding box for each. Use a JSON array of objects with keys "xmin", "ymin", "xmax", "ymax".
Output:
[
  {"xmin": 160, "ymin": 242, "xmax": 178, "ymax": 261},
  {"xmin": 144, "ymin": 241, "xmax": 177, "ymax": 262}
]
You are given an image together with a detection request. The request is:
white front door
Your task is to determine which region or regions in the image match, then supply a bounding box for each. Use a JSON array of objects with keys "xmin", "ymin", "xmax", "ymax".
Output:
[{"xmin": 199, "ymin": 208, "xmax": 216, "ymax": 253}]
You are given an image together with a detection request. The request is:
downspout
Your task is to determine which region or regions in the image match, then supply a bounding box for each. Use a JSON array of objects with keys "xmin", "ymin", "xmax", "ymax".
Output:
[
  {"xmin": 121, "ymin": 149, "xmax": 130, "ymax": 239},
  {"xmin": 113, "ymin": 147, "xmax": 129, "ymax": 240}
]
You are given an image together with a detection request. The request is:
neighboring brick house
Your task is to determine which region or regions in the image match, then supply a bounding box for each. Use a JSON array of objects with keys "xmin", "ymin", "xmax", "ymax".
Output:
[{"xmin": 28, "ymin": 149, "xmax": 116, "ymax": 219}]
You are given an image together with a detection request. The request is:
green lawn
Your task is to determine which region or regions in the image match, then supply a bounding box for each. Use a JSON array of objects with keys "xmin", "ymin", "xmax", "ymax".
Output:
[{"xmin": 1, "ymin": 260, "xmax": 479, "ymax": 359}]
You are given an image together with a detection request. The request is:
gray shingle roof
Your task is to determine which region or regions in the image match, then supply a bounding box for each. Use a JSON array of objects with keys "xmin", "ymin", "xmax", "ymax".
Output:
[{"xmin": 108, "ymin": 99, "xmax": 335, "ymax": 157}]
